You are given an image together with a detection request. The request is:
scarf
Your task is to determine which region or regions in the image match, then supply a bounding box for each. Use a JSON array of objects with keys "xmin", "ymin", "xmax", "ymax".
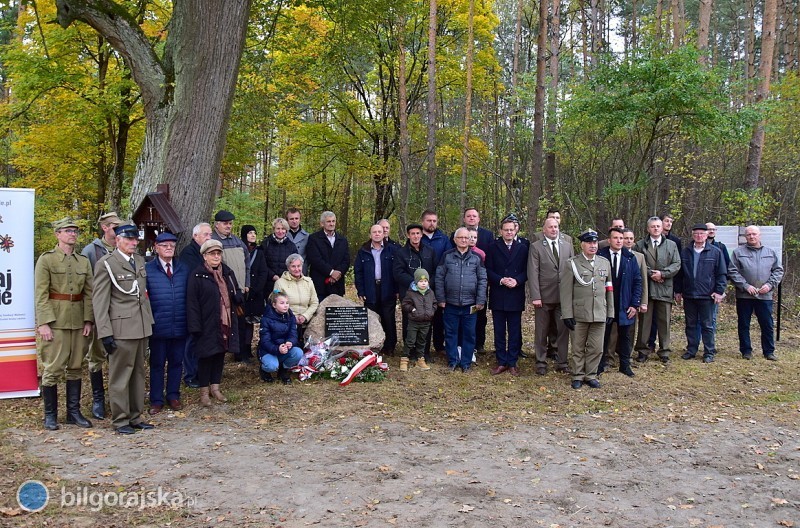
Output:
[{"xmin": 206, "ymin": 263, "xmax": 232, "ymax": 350}]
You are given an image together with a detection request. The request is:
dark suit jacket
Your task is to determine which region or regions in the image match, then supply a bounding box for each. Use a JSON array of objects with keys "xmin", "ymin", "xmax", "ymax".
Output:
[
  {"xmin": 598, "ymin": 247, "xmax": 642, "ymax": 326},
  {"xmin": 306, "ymin": 229, "xmax": 350, "ymax": 299},
  {"xmin": 485, "ymin": 239, "xmax": 528, "ymax": 311}
]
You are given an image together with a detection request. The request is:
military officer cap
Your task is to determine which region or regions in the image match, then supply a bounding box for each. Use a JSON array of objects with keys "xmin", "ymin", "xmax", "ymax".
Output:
[
  {"xmin": 214, "ymin": 210, "xmax": 235, "ymax": 222},
  {"xmin": 406, "ymin": 223, "xmax": 423, "ymax": 233},
  {"xmin": 53, "ymin": 217, "xmax": 79, "ymax": 232},
  {"xmin": 578, "ymin": 229, "xmax": 599, "ymax": 242},
  {"xmin": 691, "ymin": 223, "xmax": 708, "ymax": 231},
  {"xmin": 200, "ymin": 239, "xmax": 224, "ymax": 254},
  {"xmin": 502, "ymin": 212, "xmax": 520, "ymax": 224},
  {"xmin": 155, "ymin": 232, "xmax": 178, "ymax": 243},
  {"xmin": 114, "ymin": 224, "xmax": 140, "ymax": 238},
  {"xmin": 98, "ymin": 212, "xmax": 122, "ymax": 226}
]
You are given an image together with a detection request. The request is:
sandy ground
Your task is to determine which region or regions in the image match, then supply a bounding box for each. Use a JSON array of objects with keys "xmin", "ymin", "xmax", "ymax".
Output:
[{"xmin": 8, "ymin": 403, "xmax": 800, "ymax": 527}]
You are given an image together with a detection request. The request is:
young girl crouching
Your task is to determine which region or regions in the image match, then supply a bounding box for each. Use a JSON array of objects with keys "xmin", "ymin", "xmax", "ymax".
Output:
[{"xmin": 258, "ymin": 291, "xmax": 304, "ymax": 384}]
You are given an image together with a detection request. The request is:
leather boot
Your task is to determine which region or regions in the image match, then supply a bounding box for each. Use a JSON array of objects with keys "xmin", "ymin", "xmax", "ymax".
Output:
[
  {"xmin": 42, "ymin": 385, "xmax": 59, "ymax": 431},
  {"xmin": 210, "ymin": 384, "xmax": 227, "ymax": 402},
  {"xmin": 198, "ymin": 387, "xmax": 212, "ymax": 407},
  {"xmin": 278, "ymin": 367, "xmax": 291, "ymax": 385},
  {"xmin": 89, "ymin": 369, "xmax": 106, "ymax": 419},
  {"xmin": 65, "ymin": 379, "xmax": 93, "ymax": 428}
]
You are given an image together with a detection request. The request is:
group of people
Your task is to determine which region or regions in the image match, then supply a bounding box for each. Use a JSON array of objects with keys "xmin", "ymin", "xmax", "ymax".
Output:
[{"xmin": 34, "ymin": 205, "xmax": 784, "ymax": 433}]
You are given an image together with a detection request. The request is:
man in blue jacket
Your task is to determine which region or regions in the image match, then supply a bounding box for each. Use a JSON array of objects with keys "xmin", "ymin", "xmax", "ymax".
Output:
[
  {"xmin": 675, "ymin": 224, "xmax": 727, "ymax": 363},
  {"xmin": 435, "ymin": 228, "xmax": 487, "ymax": 372},
  {"xmin": 598, "ymin": 228, "xmax": 642, "ymax": 377},
  {"xmin": 355, "ymin": 225, "xmax": 398, "ymax": 354},
  {"xmin": 485, "ymin": 220, "xmax": 527, "ymax": 375},
  {"xmin": 145, "ymin": 232, "xmax": 189, "ymax": 413}
]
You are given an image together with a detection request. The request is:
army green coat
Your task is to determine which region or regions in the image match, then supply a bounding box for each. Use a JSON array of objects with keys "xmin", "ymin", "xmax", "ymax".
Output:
[
  {"xmin": 34, "ymin": 246, "xmax": 94, "ymax": 329},
  {"xmin": 92, "ymin": 250, "xmax": 154, "ymax": 340},
  {"xmin": 632, "ymin": 237, "xmax": 681, "ymax": 302},
  {"xmin": 559, "ymin": 253, "xmax": 614, "ymax": 323}
]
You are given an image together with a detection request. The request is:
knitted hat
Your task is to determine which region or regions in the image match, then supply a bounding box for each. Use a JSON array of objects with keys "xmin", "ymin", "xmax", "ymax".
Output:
[
  {"xmin": 240, "ymin": 224, "xmax": 257, "ymax": 240},
  {"xmin": 414, "ymin": 268, "xmax": 429, "ymax": 283}
]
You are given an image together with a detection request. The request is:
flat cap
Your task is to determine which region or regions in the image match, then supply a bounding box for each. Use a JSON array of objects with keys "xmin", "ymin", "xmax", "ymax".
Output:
[
  {"xmin": 98, "ymin": 212, "xmax": 121, "ymax": 226},
  {"xmin": 200, "ymin": 239, "xmax": 223, "ymax": 254},
  {"xmin": 114, "ymin": 224, "xmax": 139, "ymax": 238},
  {"xmin": 578, "ymin": 229, "xmax": 599, "ymax": 242},
  {"xmin": 691, "ymin": 223, "xmax": 708, "ymax": 231},
  {"xmin": 405, "ymin": 223, "xmax": 423, "ymax": 233},
  {"xmin": 214, "ymin": 210, "xmax": 235, "ymax": 222},
  {"xmin": 53, "ymin": 217, "xmax": 79, "ymax": 231},
  {"xmin": 155, "ymin": 232, "xmax": 177, "ymax": 243}
]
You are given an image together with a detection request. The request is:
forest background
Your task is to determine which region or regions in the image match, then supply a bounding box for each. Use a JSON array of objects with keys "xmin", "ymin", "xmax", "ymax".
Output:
[{"xmin": 0, "ymin": 0, "xmax": 798, "ymax": 300}]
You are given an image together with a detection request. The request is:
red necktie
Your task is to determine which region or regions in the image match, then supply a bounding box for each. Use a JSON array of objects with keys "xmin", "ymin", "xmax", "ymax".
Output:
[{"xmin": 166, "ymin": 262, "xmax": 172, "ymax": 278}]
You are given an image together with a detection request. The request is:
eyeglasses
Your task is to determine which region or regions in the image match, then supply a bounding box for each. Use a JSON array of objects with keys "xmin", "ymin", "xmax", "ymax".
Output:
[
  {"xmin": 455, "ymin": 236, "xmax": 469, "ymax": 240},
  {"xmin": 157, "ymin": 242, "xmax": 176, "ymax": 248},
  {"xmin": 60, "ymin": 229, "xmax": 79, "ymax": 234}
]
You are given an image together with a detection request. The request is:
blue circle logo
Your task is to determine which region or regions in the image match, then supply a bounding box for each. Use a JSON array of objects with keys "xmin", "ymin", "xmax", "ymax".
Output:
[{"xmin": 17, "ymin": 480, "xmax": 49, "ymax": 512}]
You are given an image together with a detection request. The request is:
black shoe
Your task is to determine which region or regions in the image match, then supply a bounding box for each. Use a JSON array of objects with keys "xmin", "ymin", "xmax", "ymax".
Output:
[
  {"xmin": 130, "ymin": 422, "xmax": 155, "ymax": 430},
  {"xmin": 765, "ymin": 353, "xmax": 777, "ymax": 361},
  {"xmin": 260, "ymin": 369, "xmax": 274, "ymax": 383},
  {"xmin": 742, "ymin": 353, "xmax": 753, "ymax": 360},
  {"xmin": 571, "ymin": 380, "xmax": 582, "ymax": 389},
  {"xmin": 659, "ymin": 355, "xmax": 670, "ymax": 364},
  {"xmin": 635, "ymin": 353, "xmax": 648, "ymax": 363},
  {"xmin": 702, "ymin": 355, "xmax": 715, "ymax": 363},
  {"xmin": 42, "ymin": 385, "xmax": 59, "ymax": 431},
  {"xmin": 278, "ymin": 367, "xmax": 291, "ymax": 384},
  {"xmin": 586, "ymin": 379, "xmax": 601, "ymax": 388},
  {"xmin": 115, "ymin": 425, "xmax": 136, "ymax": 435},
  {"xmin": 620, "ymin": 367, "xmax": 635, "ymax": 377},
  {"xmin": 89, "ymin": 370, "xmax": 106, "ymax": 420},
  {"xmin": 681, "ymin": 352, "xmax": 696, "ymax": 360},
  {"xmin": 65, "ymin": 379, "xmax": 92, "ymax": 428},
  {"xmin": 184, "ymin": 379, "xmax": 200, "ymax": 389},
  {"xmin": 448, "ymin": 364, "xmax": 459, "ymax": 372}
]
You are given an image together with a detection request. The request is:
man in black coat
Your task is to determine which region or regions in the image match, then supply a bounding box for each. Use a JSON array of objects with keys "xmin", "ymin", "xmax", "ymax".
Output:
[
  {"xmin": 485, "ymin": 219, "xmax": 528, "ymax": 375},
  {"xmin": 306, "ymin": 211, "xmax": 350, "ymax": 302},
  {"xmin": 393, "ymin": 223, "xmax": 437, "ymax": 361},
  {"xmin": 178, "ymin": 222, "xmax": 213, "ymax": 387}
]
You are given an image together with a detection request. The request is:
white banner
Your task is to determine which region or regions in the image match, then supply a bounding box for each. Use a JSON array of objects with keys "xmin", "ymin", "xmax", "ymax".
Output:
[{"xmin": 0, "ymin": 188, "xmax": 38, "ymax": 399}]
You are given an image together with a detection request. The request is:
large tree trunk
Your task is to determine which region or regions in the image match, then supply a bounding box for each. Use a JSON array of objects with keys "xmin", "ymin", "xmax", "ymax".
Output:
[
  {"xmin": 528, "ymin": 0, "xmax": 547, "ymax": 236},
  {"xmin": 505, "ymin": 0, "xmax": 523, "ymax": 211},
  {"xmin": 55, "ymin": 0, "xmax": 252, "ymax": 243},
  {"xmin": 745, "ymin": 0, "xmax": 756, "ymax": 104},
  {"xmin": 545, "ymin": 0, "xmax": 561, "ymax": 200},
  {"xmin": 426, "ymin": 0, "xmax": 438, "ymax": 211},
  {"xmin": 459, "ymin": 0, "xmax": 475, "ymax": 213},
  {"xmin": 745, "ymin": 0, "xmax": 778, "ymax": 189},
  {"xmin": 697, "ymin": 0, "xmax": 712, "ymax": 64}
]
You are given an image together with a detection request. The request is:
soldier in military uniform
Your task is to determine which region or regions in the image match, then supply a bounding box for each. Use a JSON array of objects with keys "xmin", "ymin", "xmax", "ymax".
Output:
[
  {"xmin": 93, "ymin": 224, "xmax": 155, "ymax": 435},
  {"xmin": 81, "ymin": 211, "xmax": 121, "ymax": 419},
  {"xmin": 35, "ymin": 218, "xmax": 95, "ymax": 430},
  {"xmin": 560, "ymin": 229, "xmax": 615, "ymax": 389}
]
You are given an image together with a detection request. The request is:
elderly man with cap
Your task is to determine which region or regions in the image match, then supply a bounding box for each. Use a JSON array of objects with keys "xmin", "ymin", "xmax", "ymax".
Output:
[
  {"xmin": 211, "ymin": 210, "xmax": 250, "ymax": 293},
  {"xmin": 81, "ymin": 211, "xmax": 121, "ymax": 420},
  {"xmin": 93, "ymin": 223, "xmax": 155, "ymax": 435},
  {"xmin": 560, "ymin": 229, "xmax": 614, "ymax": 389},
  {"xmin": 35, "ymin": 218, "xmax": 95, "ymax": 430},
  {"xmin": 145, "ymin": 232, "xmax": 189, "ymax": 413},
  {"xmin": 674, "ymin": 224, "xmax": 727, "ymax": 363}
]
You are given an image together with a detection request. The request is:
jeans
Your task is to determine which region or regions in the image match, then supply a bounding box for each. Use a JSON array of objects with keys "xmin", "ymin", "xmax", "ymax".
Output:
[
  {"xmin": 684, "ymin": 298, "xmax": 716, "ymax": 357},
  {"xmin": 260, "ymin": 347, "xmax": 304, "ymax": 372},
  {"xmin": 443, "ymin": 305, "xmax": 476, "ymax": 369},
  {"xmin": 736, "ymin": 298, "xmax": 775, "ymax": 357},
  {"xmin": 149, "ymin": 336, "xmax": 186, "ymax": 404}
]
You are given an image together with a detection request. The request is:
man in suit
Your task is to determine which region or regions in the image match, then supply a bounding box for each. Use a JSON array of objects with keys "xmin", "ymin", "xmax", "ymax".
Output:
[
  {"xmin": 93, "ymin": 224, "xmax": 155, "ymax": 435},
  {"xmin": 355, "ymin": 225, "xmax": 398, "ymax": 354},
  {"xmin": 560, "ymin": 230, "xmax": 614, "ymax": 389},
  {"xmin": 306, "ymin": 211, "xmax": 350, "ymax": 301},
  {"xmin": 527, "ymin": 217, "xmax": 573, "ymax": 375},
  {"xmin": 621, "ymin": 228, "xmax": 648, "ymax": 367},
  {"xmin": 634, "ymin": 216, "xmax": 682, "ymax": 363},
  {"xmin": 598, "ymin": 227, "xmax": 642, "ymax": 377},
  {"xmin": 486, "ymin": 219, "xmax": 528, "ymax": 375}
]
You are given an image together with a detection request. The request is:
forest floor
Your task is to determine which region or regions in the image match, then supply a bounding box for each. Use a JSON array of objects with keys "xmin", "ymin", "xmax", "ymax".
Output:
[{"xmin": 1, "ymin": 302, "xmax": 799, "ymax": 528}]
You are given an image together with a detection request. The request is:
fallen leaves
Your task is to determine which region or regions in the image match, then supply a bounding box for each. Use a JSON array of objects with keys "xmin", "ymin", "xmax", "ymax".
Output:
[
  {"xmin": 458, "ymin": 504, "xmax": 474, "ymax": 513},
  {"xmin": 0, "ymin": 507, "xmax": 22, "ymax": 517}
]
